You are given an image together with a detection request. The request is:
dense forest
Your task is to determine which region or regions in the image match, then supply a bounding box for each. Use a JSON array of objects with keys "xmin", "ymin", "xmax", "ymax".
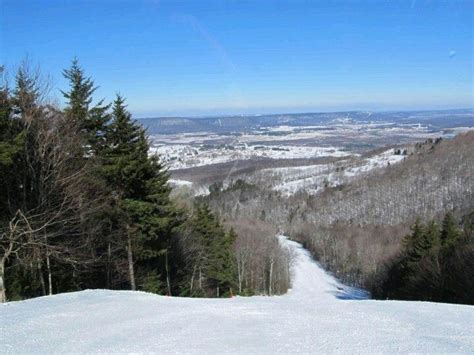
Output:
[{"xmin": 0, "ymin": 60, "xmax": 291, "ymax": 302}]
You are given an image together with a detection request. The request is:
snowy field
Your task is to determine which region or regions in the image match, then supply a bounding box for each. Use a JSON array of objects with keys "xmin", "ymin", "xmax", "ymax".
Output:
[
  {"xmin": 1, "ymin": 237, "xmax": 473, "ymax": 353},
  {"xmin": 151, "ymin": 143, "xmax": 350, "ymax": 170}
]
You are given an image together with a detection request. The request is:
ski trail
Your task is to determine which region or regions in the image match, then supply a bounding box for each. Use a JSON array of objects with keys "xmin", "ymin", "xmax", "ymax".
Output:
[{"xmin": 280, "ymin": 236, "xmax": 368, "ymax": 301}]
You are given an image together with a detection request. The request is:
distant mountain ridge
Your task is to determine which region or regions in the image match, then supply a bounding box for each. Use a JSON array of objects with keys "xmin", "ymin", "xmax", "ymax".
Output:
[{"xmin": 137, "ymin": 109, "xmax": 474, "ymax": 134}]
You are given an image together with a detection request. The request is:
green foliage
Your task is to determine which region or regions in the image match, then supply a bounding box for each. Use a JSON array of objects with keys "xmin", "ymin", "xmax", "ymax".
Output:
[
  {"xmin": 374, "ymin": 212, "xmax": 474, "ymax": 304},
  {"xmin": 139, "ymin": 272, "xmax": 165, "ymax": 294},
  {"xmin": 61, "ymin": 58, "xmax": 95, "ymax": 121},
  {"xmin": 184, "ymin": 204, "xmax": 237, "ymax": 297},
  {"xmin": 12, "ymin": 65, "xmax": 39, "ymax": 115},
  {"xmin": 0, "ymin": 65, "xmax": 37, "ymax": 221},
  {"xmin": 62, "ymin": 58, "xmax": 110, "ymax": 154},
  {"xmin": 440, "ymin": 212, "xmax": 461, "ymax": 247},
  {"xmin": 207, "ymin": 227, "xmax": 238, "ymax": 295},
  {"xmin": 101, "ymin": 94, "xmax": 183, "ymax": 293},
  {"xmin": 0, "ymin": 76, "xmax": 24, "ymax": 168}
]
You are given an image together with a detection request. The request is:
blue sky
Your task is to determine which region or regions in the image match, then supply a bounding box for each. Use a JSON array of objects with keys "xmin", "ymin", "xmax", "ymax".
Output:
[{"xmin": 1, "ymin": 0, "xmax": 473, "ymax": 117}]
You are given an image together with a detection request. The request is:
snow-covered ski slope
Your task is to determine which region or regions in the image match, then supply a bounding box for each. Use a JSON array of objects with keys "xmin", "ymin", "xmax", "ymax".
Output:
[{"xmin": 1, "ymin": 237, "xmax": 473, "ymax": 353}]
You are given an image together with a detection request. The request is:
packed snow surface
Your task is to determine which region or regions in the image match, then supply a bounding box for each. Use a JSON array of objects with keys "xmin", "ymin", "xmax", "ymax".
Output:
[{"xmin": 1, "ymin": 237, "xmax": 473, "ymax": 353}]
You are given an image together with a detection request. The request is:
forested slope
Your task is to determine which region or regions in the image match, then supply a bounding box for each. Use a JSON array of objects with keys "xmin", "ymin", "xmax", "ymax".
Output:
[
  {"xmin": 207, "ymin": 133, "xmax": 473, "ymax": 227},
  {"xmin": 205, "ymin": 133, "xmax": 474, "ymax": 300},
  {"xmin": 304, "ymin": 133, "xmax": 473, "ymax": 226}
]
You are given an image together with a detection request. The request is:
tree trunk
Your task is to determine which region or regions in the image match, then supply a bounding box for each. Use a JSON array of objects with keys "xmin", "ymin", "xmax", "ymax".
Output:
[
  {"xmin": 190, "ymin": 262, "xmax": 198, "ymax": 293},
  {"xmin": 269, "ymin": 260, "xmax": 274, "ymax": 296},
  {"xmin": 287, "ymin": 260, "xmax": 291, "ymax": 288},
  {"xmin": 237, "ymin": 259, "xmax": 244, "ymax": 294},
  {"xmin": 165, "ymin": 251, "xmax": 171, "ymax": 296},
  {"xmin": 238, "ymin": 270, "xmax": 242, "ymax": 294},
  {"xmin": 0, "ymin": 259, "xmax": 6, "ymax": 303},
  {"xmin": 46, "ymin": 250, "xmax": 53, "ymax": 295},
  {"xmin": 38, "ymin": 260, "xmax": 46, "ymax": 296},
  {"xmin": 107, "ymin": 242, "xmax": 111, "ymax": 289},
  {"xmin": 127, "ymin": 229, "xmax": 136, "ymax": 291},
  {"xmin": 199, "ymin": 267, "xmax": 202, "ymax": 290}
]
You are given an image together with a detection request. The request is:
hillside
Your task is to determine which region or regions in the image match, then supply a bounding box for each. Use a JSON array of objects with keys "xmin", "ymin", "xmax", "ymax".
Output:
[
  {"xmin": 202, "ymin": 132, "xmax": 474, "ymax": 290},
  {"xmin": 207, "ymin": 132, "xmax": 474, "ymax": 226},
  {"xmin": 1, "ymin": 237, "xmax": 472, "ymax": 353}
]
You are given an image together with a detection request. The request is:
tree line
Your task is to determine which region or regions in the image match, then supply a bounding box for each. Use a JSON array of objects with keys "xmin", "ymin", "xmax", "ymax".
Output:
[{"xmin": 1, "ymin": 60, "xmax": 278, "ymax": 302}]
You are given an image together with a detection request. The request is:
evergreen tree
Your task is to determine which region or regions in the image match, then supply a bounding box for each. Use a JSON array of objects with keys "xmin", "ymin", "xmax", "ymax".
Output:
[
  {"xmin": 209, "ymin": 227, "xmax": 237, "ymax": 296},
  {"xmin": 409, "ymin": 220, "xmax": 441, "ymax": 300},
  {"xmin": 424, "ymin": 220, "xmax": 440, "ymax": 248},
  {"xmin": 188, "ymin": 204, "xmax": 237, "ymax": 297},
  {"xmin": 439, "ymin": 212, "xmax": 472, "ymax": 303},
  {"xmin": 402, "ymin": 219, "xmax": 428, "ymax": 265},
  {"xmin": 12, "ymin": 66, "xmax": 39, "ymax": 117},
  {"xmin": 382, "ymin": 219, "xmax": 441, "ymax": 300},
  {"xmin": 0, "ymin": 70, "xmax": 24, "ymax": 302},
  {"xmin": 61, "ymin": 58, "xmax": 110, "ymax": 154},
  {"xmin": 61, "ymin": 58, "xmax": 95, "ymax": 124},
  {"xmin": 102, "ymin": 95, "xmax": 181, "ymax": 293},
  {"xmin": 375, "ymin": 214, "xmax": 473, "ymax": 304},
  {"xmin": 56, "ymin": 60, "xmax": 111, "ymax": 292},
  {"xmin": 102, "ymin": 95, "xmax": 146, "ymax": 197},
  {"xmin": 440, "ymin": 212, "xmax": 461, "ymax": 247},
  {"xmin": 11, "ymin": 65, "xmax": 43, "ymax": 209},
  {"xmin": 0, "ymin": 70, "xmax": 23, "ymax": 170}
]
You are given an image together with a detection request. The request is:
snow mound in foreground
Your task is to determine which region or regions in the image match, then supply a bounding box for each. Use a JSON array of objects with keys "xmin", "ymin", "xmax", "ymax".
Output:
[{"xmin": 1, "ymin": 238, "xmax": 473, "ymax": 353}]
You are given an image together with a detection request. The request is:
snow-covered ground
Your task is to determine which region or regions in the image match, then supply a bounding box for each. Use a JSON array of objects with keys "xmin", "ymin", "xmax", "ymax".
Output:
[
  {"xmin": 1, "ymin": 237, "xmax": 473, "ymax": 353},
  {"xmin": 264, "ymin": 164, "xmax": 333, "ymax": 195},
  {"xmin": 151, "ymin": 144, "xmax": 350, "ymax": 170},
  {"xmin": 343, "ymin": 149, "xmax": 406, "ymax": 177},
  {"xmin": 168, "ymin": 178, "xmax": 193, "ymax": 187}
]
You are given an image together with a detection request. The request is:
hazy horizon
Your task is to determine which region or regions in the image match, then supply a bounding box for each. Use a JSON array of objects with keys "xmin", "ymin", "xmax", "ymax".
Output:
[{"xmin": 135, "ymin": 106, "xmax": 473, "ymax": 120}]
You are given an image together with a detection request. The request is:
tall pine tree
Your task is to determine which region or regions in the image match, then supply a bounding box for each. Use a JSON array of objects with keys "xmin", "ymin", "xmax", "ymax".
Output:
[
  {"xmin": 102, "ymin": 95, "xmax": 181, "ymax": 294},
  {"xmin": 61, "ymin": 58, "xmax": 110, "ymax": 155},
  {"xmin": 440, "ymin": 212, "xmax": 461, "ymax": 247},
  {"xmin": 188, "ymin": 204, "xmax": 237, "ymax": 297}
]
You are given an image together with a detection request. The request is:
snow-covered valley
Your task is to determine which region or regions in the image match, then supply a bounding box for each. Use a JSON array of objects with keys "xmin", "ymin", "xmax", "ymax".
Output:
[
  {"xmin": 148, "ymin": 118, "xmax": 439, "ymax": 171},
  {"xmin": 156, "ymin": 115, "xmax": 474, "ymax": 198},
  {"xmin": 1, "ymin": 237, "xmax": 472, "ymax": 353}
]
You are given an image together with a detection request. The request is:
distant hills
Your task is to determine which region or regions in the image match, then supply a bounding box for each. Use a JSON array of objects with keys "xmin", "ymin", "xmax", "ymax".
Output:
[{"xmin": 137, "ymin": 108, "xmax": 474, "ymax": 134}]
